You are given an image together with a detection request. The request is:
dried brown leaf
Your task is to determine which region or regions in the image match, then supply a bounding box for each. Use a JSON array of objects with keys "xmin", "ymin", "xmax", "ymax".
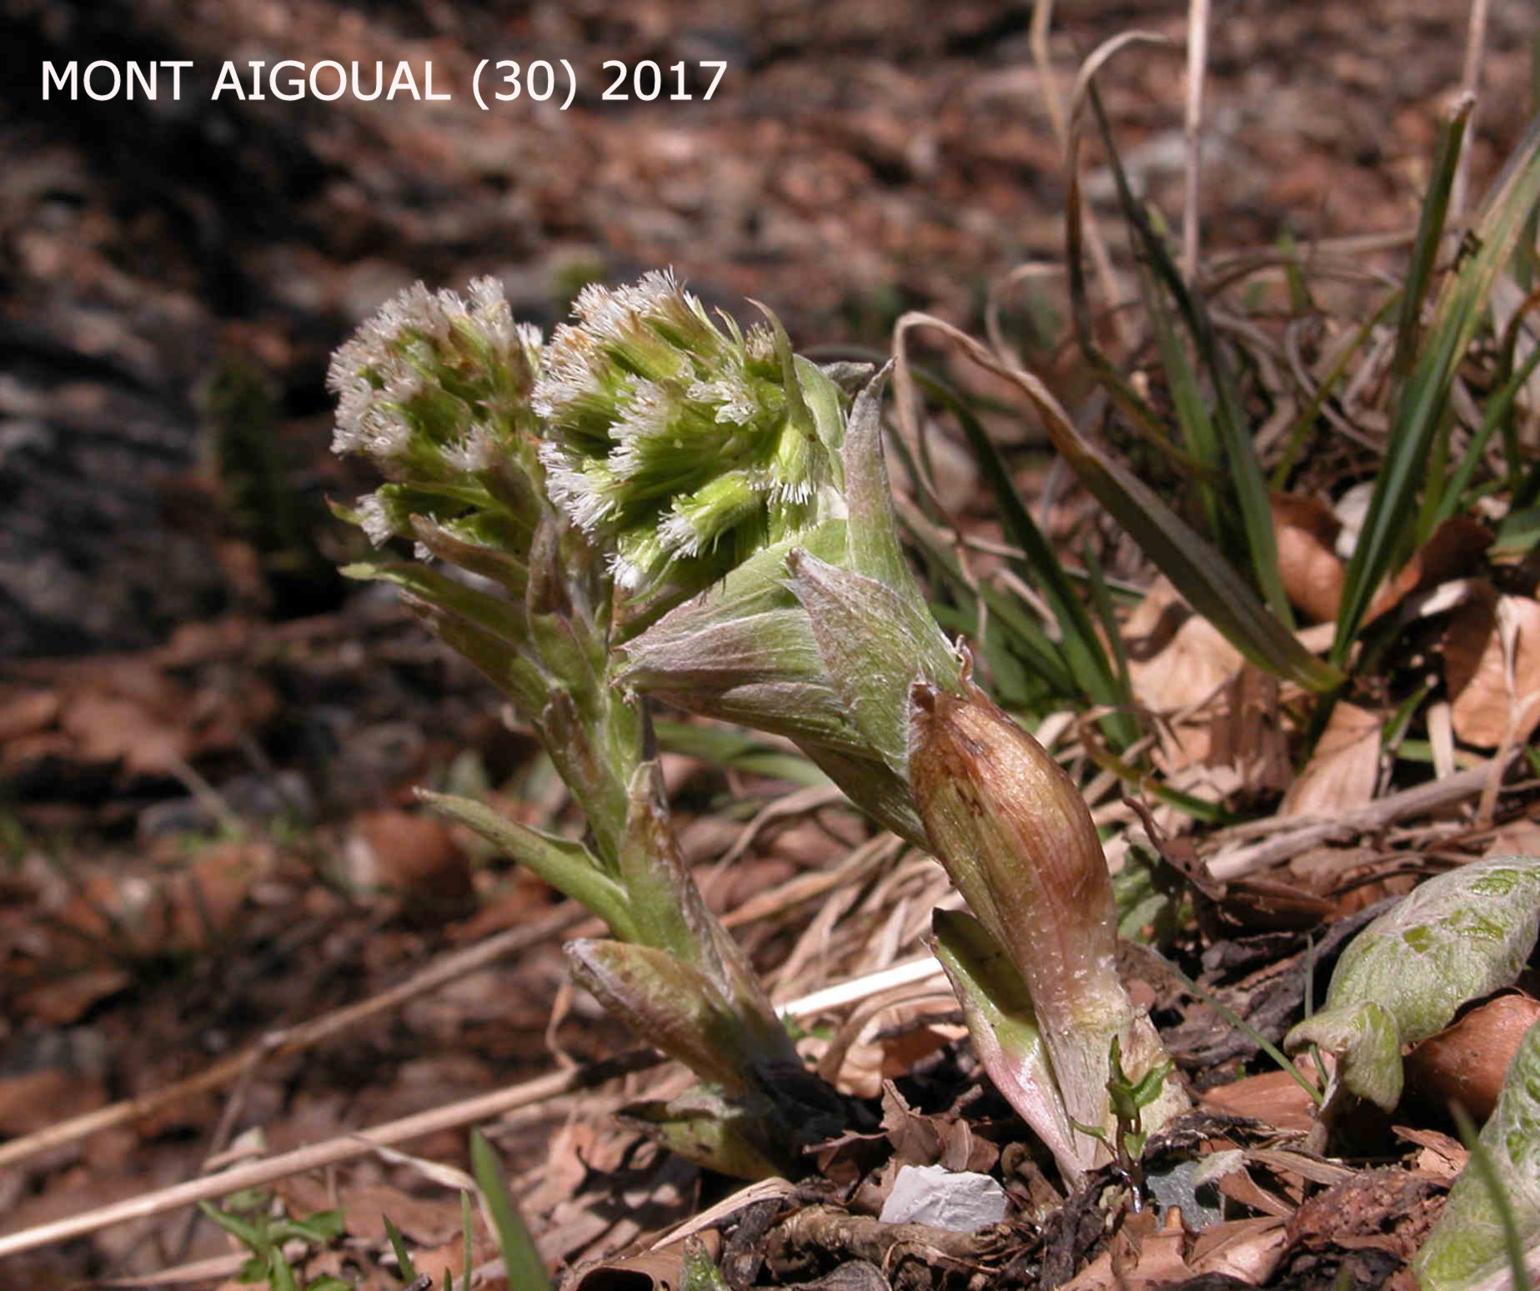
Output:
[
  {"xmin": 1403, "ymin": 990, "xmax": 1540, "ymax": 1121},
  {"xmin": 1280, "ymin": 702, "xmax": 1382, "ymax": 818},
  {"xmin": 1443, "ymin": 592, "xmax": 1540, "ymax": 748},
  {"xmin": 1272, "ymin": 494, "xmax": 1345, "ymax": 623}
]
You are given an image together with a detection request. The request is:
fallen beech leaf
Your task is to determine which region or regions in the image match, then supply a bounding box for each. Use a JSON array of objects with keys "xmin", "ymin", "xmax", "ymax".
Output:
[
  {"xmin": 1271, "ymin": 494, "xmax": 1344, "ymax": 622},
  {"xmin": 1404, "ymin": 991, "xmax": 1540, "ymax": 1121},
  {"xmin": 0, "ymin": 688, "xmax": 59, "ymax": 744},
  {"xmin": 1443, "ymin": 592, "xmax": 1540, "ymax": 749},
  {"xmin": 572, "ymin": 1231, "xmax": 720, "ymax": 1290},
  {"xmin": 1280, "ymin": 702, "xmax": 1381, "ymax": 818},
  {"xmin": 1064, "ymin": 1207, "xmax": 1193, "ymax": 1289},
  {"xmin": 1188, "ymin": 1215, "xmax": 1288, "ymax": 1282},
  {"xmin": 15, "ymin": 967, "xmax": 133, "ymax": 1026},
  {"xmin": 60, "ymin": 692, "xmax": 190, "ymax": 776},
  {"xmin": 0, "ymin": 1067, "xmax": 106, "ymax": 1136},
  {"xmin": 345, "ymin": 809, "xmax": 474, "ymax": 916},
  {"xmin": 1126, "ymin": 581, "xmax": 1245, "ymax": 715},
  {"xmin": 1201, "ymin": 1068, "xmax": 1319, "ymax": 1133}
]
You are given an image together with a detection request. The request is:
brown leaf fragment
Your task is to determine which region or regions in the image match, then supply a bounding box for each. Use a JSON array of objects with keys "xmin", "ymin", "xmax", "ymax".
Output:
[
  {"xmin": 1403, "ymin": 990, "xmax": 1540, "ymax": 1122},
  {"xmin": 1188, "ymin": 1215, "xmax": 1289, "ymax": 1283},
  {"xmin": 1443, "ymin": 591, "xmax": 1540, "ymax": 749},
  {"xmin": 0, "ymin": 1067, "xmax": 106, "ymax": 1136},
  {"xmin": 1272, "ymin": 495, "xmax": 1345, "ymax": 623},
  {"xmin": 1366, "ymin": 516, "xmax": 1493, "ymax": 623},
  {"xmin": 1201, "ymin": 1069, "xmax": 1319, "ymax": 1134},
  {"xmin": 0, "ymin": 688, "xmax": 59, "ymax": 744},
  {"xmin": 1280, "ymin": 702, "xmax": 1382, "ymax": 818},
  {"xmin": 1126, "ymin": 581, "xmax": 1245, "ymax": 717},
  {"xmin": 571, "ymin": 1231, "xmax": 721, "ymax": 1290},
  {"xmin": 1392, "ymin": 1125, "xmax": 1467, "ymax": 1183},
  {"xmin": 1064, "ymin": 1207, "xmax": 1193, "ymax": 1290}
]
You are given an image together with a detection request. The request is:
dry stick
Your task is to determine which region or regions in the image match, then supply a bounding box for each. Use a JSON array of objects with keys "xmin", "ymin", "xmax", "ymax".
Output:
[
  {"xmin": 0, "ymin": 1052, "xmax": 657, "ymax": 1263},
  {"xmin": 1182, "ymin": 0, "xmax": 1211, "ymax": 283},
  {"xmin": 0, "ymin": 900, "xmax": 595, "ymax": 1173},
  {"xmin": 1205, "ymin": 752, "xmax": 1519, "ymax": 882},
  {"xmin": 1450, "ymin": 0, "xmax": 1491, "ymax": 218},
  {"xmin": 1030, "ymin": 0, "xmax": 1133, "ymax": 350}
]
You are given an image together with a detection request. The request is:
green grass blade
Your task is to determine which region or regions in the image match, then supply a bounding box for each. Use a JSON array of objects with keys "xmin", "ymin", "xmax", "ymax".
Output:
[
  {"xmin": 1448, "ymin": 1103, "xmax": 1535, "ymax": 1291},
  {"xmin": 1132, "ymin": 245, "xmax": 1227, "ymax": 542},
  {"xmin": 1083, "ymin": 543, "xmax": 1131, "ymax": 699},
  {"xmin": 1269, "ymin": 290, "xmax": 1400, "ymax": 490},
  {"xmin": 1389, "ymin": 101, "xmax": 1473, "ymax": 394},
  {"xmin": 652, "ymin": 721, "xmax": 830, "ymax": 787},
  {"xmin": 470, "ymin": 1131, "xmax": 552, "ymax": 1291},
  {"xmin": 1440, "ymin": 341, "xmax": 1540, "ymax": 522},
  {"xmin": 1152, "ymin": 951, "xmax": 1325, "ymax": 1106},
  {"xmin": 383, "ymin": 1215, "xmax": 421, "ymax": 1284},
  {"xmin": 894, "ymin": 315, "xmax": 1342, "ymax": 693},
  {"xmin": 1091, "ymin": 90, "xmax": 1292, "ymax": 625},
  {"xmin": 460, "ymin": 1191, "xmax": 473, "ymax": 1291},
  {"xmin": 916, "ymin": 374, "xmax": 1137, "ymax": 748},
  {"xmin": 1335, "ymin": 109, "xmax": 1540, "ymax": 662},
  {"xmin": 896, "ymin": 497, "xmax": 1080, "ymax": 695}
]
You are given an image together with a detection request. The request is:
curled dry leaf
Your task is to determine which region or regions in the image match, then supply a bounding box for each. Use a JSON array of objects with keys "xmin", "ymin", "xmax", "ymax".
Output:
[
  {"xmin": 1271, "ymin": 494, "xmax": 1345, "ymax": 623},
  {"xmin": 1443, "ymin": 590, "xmax": 1540, "ymax": 749},
  {"xmin": 1280, "ymin": 702, "xmax": 1382, "ymax": 819},
  {"xmin": 1404, "ymin": 991, "xmax": 1540, "ymax": 1122}
]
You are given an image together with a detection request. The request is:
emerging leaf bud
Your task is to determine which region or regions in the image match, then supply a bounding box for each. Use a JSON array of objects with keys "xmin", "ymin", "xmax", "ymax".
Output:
[{"xmin": 910, "ymin": 682, "xmax": 1186, "ymax": 1158}]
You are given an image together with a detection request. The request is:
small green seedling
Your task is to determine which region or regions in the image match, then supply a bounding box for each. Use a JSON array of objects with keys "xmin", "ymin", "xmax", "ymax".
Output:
[{"xmin": 198, "ymin": 1194, "xmax": 347, "ymax": 1291}]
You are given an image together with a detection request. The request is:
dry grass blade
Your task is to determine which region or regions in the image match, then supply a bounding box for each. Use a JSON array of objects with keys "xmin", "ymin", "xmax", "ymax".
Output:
[
  {"xmin": 0, "ymin": 901, "xmax": 594, "ymax": 1173},
  {"xmin": 0, "ymin": 1054, "xmax": 656, "ymax": 1262},
  {"xmin": 1183, "ymin": 0, "xmax": 1211, "ymax": 282}
]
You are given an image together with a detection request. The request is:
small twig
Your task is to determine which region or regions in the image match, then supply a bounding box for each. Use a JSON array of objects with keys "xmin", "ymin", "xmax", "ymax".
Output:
[
  {"xmin": 1182, "ymin": 0, "xmax": 1212, "ymax": 282},
  {"xmin": 0, "ymin": 1054, "xmax": 655, "ymax": 1262},
  {"xmin": 1450, "ymin": 0, "xmax": 1491, "ymax": 218},
  {"xmin": 0, "ymin": 926, "xmax": 965, "ymax": 1264},
  {"xmin": 1205, "ymin": 753, "xmax": 1518, "ymax": 881}
]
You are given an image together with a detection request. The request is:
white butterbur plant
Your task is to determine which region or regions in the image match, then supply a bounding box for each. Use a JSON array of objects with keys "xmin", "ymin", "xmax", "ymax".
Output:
[
  {"xmin": 329, "ymin": 276, "xmax": 844, "ymax": 1180},
  {"xmin": 330, "ymin": 268, "xmax": 1188, "ymax": 1192}
]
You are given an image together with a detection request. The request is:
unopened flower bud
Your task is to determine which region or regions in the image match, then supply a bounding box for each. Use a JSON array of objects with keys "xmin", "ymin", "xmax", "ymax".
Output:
[{"xmin": 534, "ymin": 270, "xmax": 843, "ymax": 603}]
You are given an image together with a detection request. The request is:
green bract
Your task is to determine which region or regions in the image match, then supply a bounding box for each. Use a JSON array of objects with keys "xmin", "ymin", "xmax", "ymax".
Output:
[
  {"xmin": 535, "ymin": 270, "xmax": 844, "ymax": 611},
  {"xmin": 1287, "ymin": 855, "xmax": 1540, "ymax": 1111}
]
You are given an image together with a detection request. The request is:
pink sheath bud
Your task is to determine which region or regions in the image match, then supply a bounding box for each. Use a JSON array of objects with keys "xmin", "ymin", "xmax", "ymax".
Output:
[{"xmin": 910, "ymin": 682, "xmax": 1185, "ymax": 1155}]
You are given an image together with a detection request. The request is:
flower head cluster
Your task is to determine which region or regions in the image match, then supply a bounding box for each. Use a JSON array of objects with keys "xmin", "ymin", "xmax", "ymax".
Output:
[
  {"xmin": 534, "ymin": 271, "xmax": 842, "ymax": 596},
  {"xmin": 328, "ymin": 277, "xmax": 544, "ymax": 548}
]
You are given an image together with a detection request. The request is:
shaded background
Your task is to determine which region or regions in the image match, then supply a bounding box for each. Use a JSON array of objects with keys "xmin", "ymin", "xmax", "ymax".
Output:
[{"xmin": 3, "ymin": 0, "xmax": 1536, "ymax": 661}]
